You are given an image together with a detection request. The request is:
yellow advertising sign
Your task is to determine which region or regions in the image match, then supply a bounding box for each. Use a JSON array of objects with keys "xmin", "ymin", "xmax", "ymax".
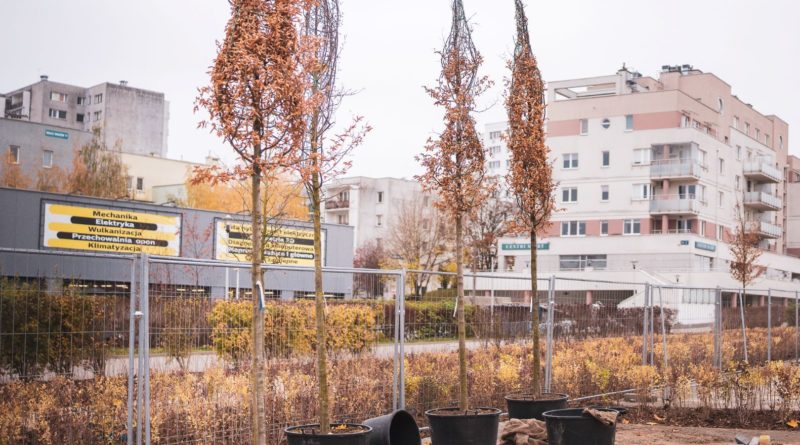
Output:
[
  {"xmin": 214, "ymin": 219, "xmax": 324, "ymax": 266},
  {"xmin": 42, "ymin": 202, "xmax": 181, "ymax": 256}
]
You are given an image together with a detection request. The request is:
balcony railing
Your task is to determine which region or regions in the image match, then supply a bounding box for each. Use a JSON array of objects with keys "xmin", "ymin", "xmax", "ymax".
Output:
[
  {"xmin": 649, "ymin": 194, "xmax": 701, "ymax": 215},
  {"xmin": 746, "ymin": 220, "xmax": 782, "ymax": 239},
  {"xmin": 324, "ymin": 200, "xmax": 349, "ymax": 210},
  {"xmin": 743, "ymin": 162, "xmax": 783, "ymax": 183},
  {"xmin": 650, "ymin": 159, "xmax": 702, "ymax": 180},
  {"xmin": 743, "ymin": 191, "xmax": 782, "ymax": 211}
]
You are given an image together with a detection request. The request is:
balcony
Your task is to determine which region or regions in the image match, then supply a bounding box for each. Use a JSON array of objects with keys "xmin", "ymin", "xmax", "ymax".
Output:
[
  {"xmin": 743, "ymin": 162, "xmax": 783, "ymax": 183},
  {"xmin": 743, "ymin": 191, "xmax": 782, "ymax": 211},
  {"xmin": 746, "ymin": 220, "xmax": 782, "ymax": 239},
  {"xmin": 649, "ymin": 194, "xmax": 701, "ymax": 215},
  {"xmin": 650, "ymin": 159, "xmax": 702, "ymax": 180},
  {"xmin": 324, "ymin": 199, "xmax": 349, "ymax": 210}
]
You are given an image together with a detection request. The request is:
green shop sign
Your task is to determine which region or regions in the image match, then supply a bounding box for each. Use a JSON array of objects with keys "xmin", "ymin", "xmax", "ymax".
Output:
[
  {"xmin": 502, "ymin": 242, "xmax": 550, "ymax": 251},
  {"xmin": 694, "ymin": 241, "xmax": 716, "ymax": 252},
  {"xmin": 45, "ymin": 129, "xmax": 69, "ymax": 140}
]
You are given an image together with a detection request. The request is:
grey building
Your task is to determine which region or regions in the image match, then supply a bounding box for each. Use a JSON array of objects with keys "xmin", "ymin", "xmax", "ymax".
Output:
[
  {"xmin": 2, "ymin": 76, "xmax": 169, "ymax": 157},
  {"xmin": 0, "ymin": 187, "xmax": 355, "ymax": 299}
]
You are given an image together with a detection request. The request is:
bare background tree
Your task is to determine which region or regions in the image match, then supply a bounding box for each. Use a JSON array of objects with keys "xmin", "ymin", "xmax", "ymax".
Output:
[
  {"xmin": 730, "ymin": 203, "xmax": 766, "ymax": 306},
  {"xmin": 68, "ymin": 127, "xmax": 129, "ymax": 199},
  {"xmin": 386, "ymin": 198, "xmax": 453, "ymax": 296},
  {"xmin": 466, "ymin": 177, "xmax": 512, "ymax": 272}
]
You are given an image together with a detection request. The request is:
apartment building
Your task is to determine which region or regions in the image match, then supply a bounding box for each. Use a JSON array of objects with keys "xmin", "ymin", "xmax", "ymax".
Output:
[
  {"xmin": 786, "ymin": 155, "xmax": 800, "ymax": 257},
  {"xmin": 2, "ymin": 76, "xmax": 169, "ymax": 157},
  {"xmin": 488, "ymin": 65, "xmax": 799, "ymax": 290},
  {"xmin": 321, "ymin": 177, "xmax": 427, "ymax": 252}
]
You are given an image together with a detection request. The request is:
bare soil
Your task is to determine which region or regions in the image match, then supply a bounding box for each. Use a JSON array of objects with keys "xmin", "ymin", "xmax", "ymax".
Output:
[
  {"xmin": 626, "ymin": 407, "xmax": 799, "ymax": 431},
  {"xmin": 616, "ymin": 424, "xmax": 800, "ymax": 445}
]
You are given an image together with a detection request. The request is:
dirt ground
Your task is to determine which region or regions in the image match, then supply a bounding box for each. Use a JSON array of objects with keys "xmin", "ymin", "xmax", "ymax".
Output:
[
  {"xmin": 616, "ymin": 424, "xmax": 800, "ymax": 445},
  {"xmin": 421, "ymin": 423, "xmax": 800, "ymax": 445}
]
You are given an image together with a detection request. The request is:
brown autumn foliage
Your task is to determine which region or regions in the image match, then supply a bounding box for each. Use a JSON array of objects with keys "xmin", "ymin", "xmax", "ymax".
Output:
[
  {"xmin": 195, "ymin": 0, "xmax": 311, "ymax": 442},
  {"xmin": 184, "ymin": 173, "xmax": 308, "ymax": 220},
  {"xmin": 730, "ymin": 204, "xmax": 765, "ymax": 298},
  {"xmin": 0, "ymin": 151, "xmax": 31, "ymax": 189},
  {"xmin": 415, "ymin": 0, "xmax": 490, "ymax": 411},
  {"xmin": 504, "ymin": 0, "xmax": 557, "ymax": 397}
]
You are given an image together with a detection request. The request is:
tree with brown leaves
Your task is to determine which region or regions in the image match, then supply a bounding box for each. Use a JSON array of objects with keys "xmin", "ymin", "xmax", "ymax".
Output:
[
  {"xmin": 730, "ymin": 204, "xmax": 765, "ymax": 308},
  {"xmin": 505, "ymin": 0, "xmax": 556, "ymax": 397},
  {"xmin": 293, "ymin": 0, "xmax": 369, "ymax": 434},
  {"xmin": 195, "ymin": 1, "xmax": 308, "ymax": 442},
  {"xmin": 416, "ymin": 0, "xmax": 489, "ymax": 411}
]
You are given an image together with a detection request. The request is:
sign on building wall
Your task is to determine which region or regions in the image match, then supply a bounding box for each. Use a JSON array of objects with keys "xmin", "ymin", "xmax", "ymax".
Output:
[
  {"xmin": 44, "ymin": 129, "xmax": 69, "ymax": 139},
  {"xmin": 214, "ymin": 219, "xmax": 325, "ymax": 266},
  {"xmin": 501, "ymin": 242, "xmax": 550, "ymax": 251},
  {"xmin": 42, "ymin": 202, "xmax": 181, "ymax": 256}
]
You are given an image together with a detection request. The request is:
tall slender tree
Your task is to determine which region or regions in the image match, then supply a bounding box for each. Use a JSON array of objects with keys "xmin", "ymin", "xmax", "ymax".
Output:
[
  {"xmin": 730, "ymin": 203, "xmax": 765, "ymax": 309},
  {"xmin": 295, "ymin": 0, "xmax": 369, "ymax": 433},
  {"xmin": 505, "ymin": 0, "xmax": 556, "ymax": 397},
  {"xmin": 416, "ymin": 0, "xmax": 489, "ymax": 411},
  {"xmin": 195, "ymin": 1, "xmax": 308, "ymax": 442}
]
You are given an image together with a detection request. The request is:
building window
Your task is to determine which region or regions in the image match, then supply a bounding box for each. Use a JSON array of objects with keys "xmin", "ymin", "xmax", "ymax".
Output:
[
  {"xmin": 676, "ymin": 219, "xmax": 693, "ymax": 233},
  {"xmin": 76, "ymin": 113, "xmax": 85, "ymax": 123},
  {"xmin": 700, "ymin": 221, "xmax": 707, "ymax": 237},
  {"xmin": 559, "ymin": 254, "xmax": 607, "ymax": 271},
  {"xmin": 717, "ymin": 98, "xmax": 724, "ymax": 114},
  {"xmin": 377, "ymin": 191, "xmax": 383, "ymax": 203},
  {"xmin": 755, "ymin": 128, "xmax": 760, "ymax": 141},
  {"xmin": 505, "ymin": 159, "xmax": 510, "ymax": 167},
  {"xmin": 94, "ymin": 93, "xmax": 103, "ymax": 104},
  {"xmin": 745, "ymin": 122, "xmax": 750, "ymax": 136},
  {"xmin": 632, "ymin": 183, "xmax": 651, "ymax": 200},
  {"xmin": 678, "ymin": 184, "xmax": 696, "ymax": 199},
  {"xmin": 717, "ymin": 226, "xmax": 724, "ymax": 240},
  {"xmin": 489, "ymin": 145, "xmax": 501, "ymax": 155},
  {"xmin": 561, "ymin": 221, "xmax": 586, "ymax": 237},
  {"xmin": 733, "ymin": 116, "xmax": 739, "ymax": 129},
  {"xmin": 579, "ymin": 119, "xmax": 588, "ymax": 135},
  {"xmin": 8, "ymin": 145, "xmax": 20, "ymax": 164},
  {"xmin": 625, "ymin": 114, "xmax": 634, "ymax": 130},
  {"xmin": 623, "ymin": 219, "xmax": 641, "ymax": 235},
  {"xmin": 718, "ymin": 158, "xmax": 725, "ymax": 176},
  {"xmin": 735, "ymin": 175, "xmax": 741, "ymax": 190},
  {"xmin": 718, "ymin": 191, "xmax": 724, "ymax": 208},
  {"xmin": 562, "ymin": 153, "xmax": 579, "ymax": 169},
  {"xmin": 77, "ymin": 96, "xmax": 88, "ymax": 105},
  {"xmin": 632, "ymin": 148, "xmax": 651, "ymax": 165},
  {"xmin": 376, "ymin": 215, "xmax": 383, "ymax": 227},
  {"xmin": 93, "ymin": 111, "xmax": 102, "ymax": 121},
  {"xmin": 489, "ymin": 160, "xmax": 501, "ymax": 169},
  {"xmin": 48, "ymin": 108, "xmax": 67, "ymax": 120},
  {"xmin": 602, "ymin": 150, "xmax": 610, "ymax": 167},
  {"xmin": 601, "ymin": 185, "xmax": 609, "ymax": 202},
  {"xmin": 681, "ymin": 115, "xmax": 691, "ymax": 128},
  {"xmin": 561, "ymin": 187, "xmax": 578, "ymax": 203},
  {"xmin": 49, "ymin": 92, "xmax": 68, "ymax": 102},
  {"xmin": 764, "ymin": 134, "xmax": 770, "ymax": 146},
  {"xmin": 601, "ymin": 118, "xmax": 610, "ymax": 129},
  {"xmin": 337, "ymin": 214, "xmax": 348, "ymax": 225},
  {"xmin": 600, "ymin": 220, "xmax": 608, "ymax": 236},
  {"xmin": 42, "ymin": 150, "xmax": 53, "ymax": 168},
  {"xmin": 136, "ymin": 177, "xmax": 144, "ymax": 192},
  {"xmin": 779, "ymin": 136, "xmax": 784, "ymax": 150}
]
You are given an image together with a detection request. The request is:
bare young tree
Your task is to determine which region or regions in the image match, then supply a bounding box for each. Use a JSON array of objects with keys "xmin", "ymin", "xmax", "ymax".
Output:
[
  {"xmin": 416, "ymin": 0, "xmax": 490, "ymax": 411},
  {"xmin": 466, "ymin": 177, "xmax": 512, "ymax": 272},
  {"xmin": 386, "ymin": 198, "xmax": 453, "ymax": 296},
  {"xmin": 505, "ymin": 0, "xmax": 556, "ymax": 397},
  {"xmin": 195, "ymin": 1, "xmax": 308, "ymax": 442}
]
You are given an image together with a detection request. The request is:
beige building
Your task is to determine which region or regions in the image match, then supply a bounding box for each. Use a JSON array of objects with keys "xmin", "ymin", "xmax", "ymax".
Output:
[
  {"xmin": 786, "ymin": 155, "xmax": 800, "ymax": 257},
  {"xmin": 119, "ymin": 153, "xmax": 203, "ymax": 203}
]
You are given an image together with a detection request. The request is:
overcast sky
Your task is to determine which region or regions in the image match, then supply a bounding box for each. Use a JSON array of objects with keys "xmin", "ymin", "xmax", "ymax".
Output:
[{"xmin": 2, "ymin": 0, "xmax": 798, "ymax": 178}]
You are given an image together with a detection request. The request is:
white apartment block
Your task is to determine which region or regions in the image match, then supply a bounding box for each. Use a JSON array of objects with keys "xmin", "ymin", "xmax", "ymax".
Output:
[
  {"xmin": 488, "ymin": 65, "xmax": 800, "ymax": 293},
  {"xmin": 321, "ymin": 177, "xmax": 427, "ymax": 252}
]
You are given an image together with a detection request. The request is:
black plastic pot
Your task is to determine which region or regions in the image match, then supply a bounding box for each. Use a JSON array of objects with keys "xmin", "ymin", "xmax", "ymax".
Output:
[
  {"xmin": 285, "ymin": 424, "xmax": 372, "ymax": 445},
  {"xmin": 505, "ymin": 393, "xmax": 569, "ymax": 420},
  {"xmin": 425, "ymin": 407, "xmax": 501, "ymax": 445},
  {"xmin": 589, "ymin": 405, "xmax": 628, "ymax": 416},
  {"xmin": 363, "ymin": 410, "xmax": 421, "ymax": 445},
  {"xmin": 542, "ymin": 408, "xmax": 618, "ymax": 445}
]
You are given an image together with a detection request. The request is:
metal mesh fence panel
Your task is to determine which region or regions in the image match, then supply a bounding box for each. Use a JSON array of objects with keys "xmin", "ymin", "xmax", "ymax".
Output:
[
  {"xmin": 144, "ymin": 257, "xmax": 399, "ymax": 444},
  {"xmin": 0, "ymin": 248, "xmax": 133, "ymax": 443}
]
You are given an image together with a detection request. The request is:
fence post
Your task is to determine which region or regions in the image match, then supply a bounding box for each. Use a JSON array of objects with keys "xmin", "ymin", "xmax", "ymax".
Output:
[
  {"xmin": 127, "ymin": 256, "xmax": 137, "ymax": 445},
  {"xmin": 544, "ymin": 275, "xmax": 555, "ymax": 393},
  {"xmin": 767, "ymin": 289, "xmax": 772, "ymax": 363},
  {"xmin": 392, "ymin": 273, "xmax": 400, "ymax": 411},
  {"xmin": 714, "ymin": 287, "xmax": 721, "ymax": 369},
  {"xmin": 650, "ymin": 290, "xmax": 656, "ymax": 366},
  {"xmin": 136, "ymin": 255, "xmax": 145, "ymax": 445},
  {"xmin": 642, "ymin": 284, "xmax": 650, "ymax": 366},
  {"xmin": 796, "ymin": 290, "xmax": 799, "ymax": 361},
  {"xmin": 398, "ymin": 269, "xmax": 406, "ymax": 410},
  {"xmin": 657, "ymin": 286, "xmax": 668, "ymax": 370},
  {"xmin": 142, "ymin": 254, "xmax": 151, "ymax": 445}
]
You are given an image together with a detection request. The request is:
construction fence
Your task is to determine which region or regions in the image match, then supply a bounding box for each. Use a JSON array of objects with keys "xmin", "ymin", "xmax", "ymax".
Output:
[{"xmin": 0, "ymin": 248, "xmax": 798, "ymax": 444}]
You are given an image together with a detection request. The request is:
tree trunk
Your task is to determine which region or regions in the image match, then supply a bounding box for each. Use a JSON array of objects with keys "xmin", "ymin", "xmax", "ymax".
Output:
[
  {"xmin": 250, "ymin": 164, "xmax": 266, "ymax": 445},
  {"xmin": 530, "ymin": 229, "xmax": 541, "ymax": 397},
  {"xmin": 456, "ymin": 213, "xmax": 468, "ymax": 411}
]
